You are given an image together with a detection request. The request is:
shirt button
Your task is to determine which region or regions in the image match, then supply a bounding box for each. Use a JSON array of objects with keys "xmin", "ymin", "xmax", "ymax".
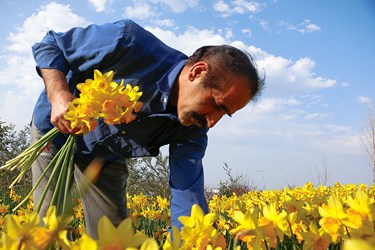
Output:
[{"xmin": 121, "ymin": 130, "xmax": 126, "ymax": 135}]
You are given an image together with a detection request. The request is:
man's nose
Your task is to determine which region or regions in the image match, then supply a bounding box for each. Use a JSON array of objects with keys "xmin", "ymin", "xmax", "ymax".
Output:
[{"xmin": 206, "ymin": 111, "xmax": 225, "ymax": 128}]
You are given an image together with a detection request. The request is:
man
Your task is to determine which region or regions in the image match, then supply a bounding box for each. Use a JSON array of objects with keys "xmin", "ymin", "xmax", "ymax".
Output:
[{"xmin": 31, "ymin": 19, "xmax": 264, "ymax": 238}]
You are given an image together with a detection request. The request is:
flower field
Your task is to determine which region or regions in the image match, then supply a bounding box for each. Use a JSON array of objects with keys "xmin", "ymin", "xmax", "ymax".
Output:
[{"xmin": 1, "ymin": 182, "xmax": 375, "ymax": 249}]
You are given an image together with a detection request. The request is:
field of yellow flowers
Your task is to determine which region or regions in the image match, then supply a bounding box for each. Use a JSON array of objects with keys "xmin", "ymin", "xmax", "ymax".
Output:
[{"xmin": 1, "ymin": 182, "xmax": 375, "ymax": 250}]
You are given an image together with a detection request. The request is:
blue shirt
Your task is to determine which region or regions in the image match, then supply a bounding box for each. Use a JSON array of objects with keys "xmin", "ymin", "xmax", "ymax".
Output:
[{"xmin": 32, "ymin": 19, "xmax": 209, "ymax": 228}]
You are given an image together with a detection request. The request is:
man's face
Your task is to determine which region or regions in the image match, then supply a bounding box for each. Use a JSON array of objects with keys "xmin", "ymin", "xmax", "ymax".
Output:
[{"xmin": 177, "ymin": 73, "xmax": 252, "ymax": 128}]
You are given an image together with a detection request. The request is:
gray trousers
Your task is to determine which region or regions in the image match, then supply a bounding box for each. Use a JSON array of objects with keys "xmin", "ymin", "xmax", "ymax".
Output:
[{"xmin": 30, "ymin": 122, "xmax": 129, "ymax": 239}]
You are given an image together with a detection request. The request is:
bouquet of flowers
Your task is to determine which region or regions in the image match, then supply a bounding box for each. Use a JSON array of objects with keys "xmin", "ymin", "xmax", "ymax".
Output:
[{"xmin": 1, "ymin": 69, "xmax": 143, "ymax": 215}]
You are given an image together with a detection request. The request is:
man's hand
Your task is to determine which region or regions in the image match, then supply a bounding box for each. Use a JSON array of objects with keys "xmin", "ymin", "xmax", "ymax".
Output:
[{"xmin": 40, "ymin": 68, "xmax": 76, "ymax": 134}]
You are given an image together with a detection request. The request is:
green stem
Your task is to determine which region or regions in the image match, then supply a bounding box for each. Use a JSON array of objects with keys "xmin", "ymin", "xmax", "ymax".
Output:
[
  {"xmin": 62, "ymin": 136, "xmax": 76, "ymax": 214},
  {"xmin": 51, "ymin": 152, "xmax": 68, "ymax": 215},
  {"xmin": 12, "ymin": 144, "xmax": 60, "ymax": 211},
  {"xmin": 49, "ymin": 136, "xmax": 75, "ymax": 215},
  {"xmin": 35, "ymin": 139, "xmax": 70, "ymax": 213},
  {"xmin": 1, "ymin": 127, "xmax": 59, "ymax": 171},
  {"xmin": 9, "ymin": 147, "xmax": 44, "ymax": 187}
]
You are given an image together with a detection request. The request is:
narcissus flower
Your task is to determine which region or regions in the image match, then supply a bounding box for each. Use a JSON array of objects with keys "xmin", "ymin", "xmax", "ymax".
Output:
[
  {"xmin": 346, "ymin": 190, "xmax": 375, "ymax": 228},
  {"xmin": 179, "ymin": 204, "xmax": 223, "ymax": 249},
  {"xmin": 230, "ymin": 208, "xmax": 264, "ymax": 249},
  {"xmin": 65, "ymin": 69, "xmax": 143, "ymax": 134},
  {"xmin": 300, "ymin": 222, "xmax": 331, "ymax": 250},
  {"xmin": 319, "ymin": 196, "xmax": 348, "ymax": 243},
  {"xmin": 3, "ymin": 212, "xmax": 40, "ymax": 250},
  {"xmin": 97, "ymin": 216, "xmax": 148, "ymax": 249}
]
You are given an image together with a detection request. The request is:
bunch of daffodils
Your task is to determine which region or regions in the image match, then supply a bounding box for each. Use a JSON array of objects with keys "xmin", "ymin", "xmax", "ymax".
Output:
[
  {"xmin": 65, "ymin": 69, "xmax": 142, "ymax": 134},
  {"xmin": 0, "ymin": 69, "xmax": 143, "ymax": 215}
]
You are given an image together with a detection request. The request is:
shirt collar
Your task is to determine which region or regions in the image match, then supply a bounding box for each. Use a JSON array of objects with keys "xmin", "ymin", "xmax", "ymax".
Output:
[{"xmin": 157, "ymin": 59, "xmax": 187, "ymax": 110}]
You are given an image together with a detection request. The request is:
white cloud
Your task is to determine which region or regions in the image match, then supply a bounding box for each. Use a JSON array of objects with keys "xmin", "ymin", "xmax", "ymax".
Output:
[
  {"xmin": 301, "ymin": 94, "xmax": 324, "ymax": 107},
  {"xmin": 244, "ymin": 96, "xmax": 330, "ymax": 122},
  {"xmin": 225, "ymin": 29, "xmax": 233, "ymax": 40},
  {"xmin": 123, "ymin": 3, "xmax": 155, "ymax": 19},
  {"xmin": 278, "ymin": 19, "xmax": 321, "ymax": 34},
  {"xmin": 323, "ymin": 124, "xmax": 352, "ymax": 133},
  {"xmin": 213, "ymin": 0, "xmax": 230, "ymax": 16},
  {"xmin": 241, "ymin": 28, "xmax": 252, "ymax": 37},
  {"xmin": 342, "ymin": 82, "xmax": 349, "ymax": 87},
  {"xmin": 290, "ymin": 58, "xmax": 335, "ymax": 88},
  {"xmin": 286, "ymin": 97, "xmax": 300, "ymax": 105},
  {"xmin": 6, "ymin": 3, "xmax": 88, "ymax": 54},
  {"xmin": 145, "ymin": 26, "xmax": 227, "ymax": 55},
  {"xmin": 299, "ymin": 19, "xmax": 321, "ymax": 34},
  {"xmin": 295, "ymin": 109, "xmax": 331, "ymax": 120},
  {"xmin": 153, "ymin": 19, "xmax": 175, "ymax": 27},
  {"xmin": 210, "ymin": 102, "xmax": 360, "ymax": 157},
  {"xmin": 358, "ymin": 96, "xmax": 372, "ymax": 104},
  {"xmin": 0, "ymin": 3, "xmax": 89, "ymax": 128},
  {"xmin": 247, "ymin": 97, "xmax": 300, "ymax": 114},
  {"xmin": 233, "ymin": 44, "xmax": 336, "ymax": 95},
  {"xmin": 88, "ymin": 0, "xmax": 113, "ymax": 12},
  {"xmin": 213, "ymin": 0, "xmax": 262, "ymax": 17},
  {"xmin": 250, "ymin": 98, "xmax": 285, "ymax": 113},
  {"xmin": 305, "ymin": 23, "xmax": 321, "ymax": 33},
  {"xmin": 234, "ymin": 0, "xmax": 262, "ymax": 13},
  {"xmin": 153, "ymin": 0, "xmax": 199, "ymax": 12}
]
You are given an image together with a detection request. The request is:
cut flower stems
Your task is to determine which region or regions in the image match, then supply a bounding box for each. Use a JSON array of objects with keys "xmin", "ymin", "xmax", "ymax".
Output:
[{"xmin": 0, "ymin": 69, "xmax": 143, "ymax": 216}]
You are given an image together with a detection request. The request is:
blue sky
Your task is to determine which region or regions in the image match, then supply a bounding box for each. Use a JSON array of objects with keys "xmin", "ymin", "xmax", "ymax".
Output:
[{"xmin": 0, "ymin": 0, "xmax": 374, "ymax": 189}]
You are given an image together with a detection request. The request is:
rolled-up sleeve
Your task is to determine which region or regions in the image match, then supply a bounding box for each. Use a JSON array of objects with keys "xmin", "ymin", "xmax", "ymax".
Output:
[
  {"xmin": 31, "ymin": 20, "xmax": 134, "ymax": 75},
  {"xmin": 32, "ymin": 30, "xmax": 70, "ymax": 75}
]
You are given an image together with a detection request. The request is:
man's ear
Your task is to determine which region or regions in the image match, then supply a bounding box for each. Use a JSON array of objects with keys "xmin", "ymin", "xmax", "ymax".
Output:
[{"xmin": 188, "ymin": 62, "xmax": 208, "ymax": 81}]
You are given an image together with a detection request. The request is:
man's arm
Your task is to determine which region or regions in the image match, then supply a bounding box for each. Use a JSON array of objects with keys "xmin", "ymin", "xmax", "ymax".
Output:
[
  {"xmin": 32, "ymin": 21, "xmax": 133, "ymax": 133},
  {"xmin": 40, "ymin": 68, "xmax": 76, "ymax": 134},
  {"xmin": 168, "ymin": 128, "xmax": 209, "ymax": 228}
]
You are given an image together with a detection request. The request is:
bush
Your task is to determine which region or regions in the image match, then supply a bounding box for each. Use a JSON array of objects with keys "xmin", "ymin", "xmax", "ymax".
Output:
[
  {"xmin": 218, "ymin": 162, "xmax": 256, "ymax": 196},
  {"xmin": 127, "ymin": 153, "xmax": 170, "ymax": 197},
  {"xmin": 0, "ymin": 120, "xmax": 31, "ymax": 190}
]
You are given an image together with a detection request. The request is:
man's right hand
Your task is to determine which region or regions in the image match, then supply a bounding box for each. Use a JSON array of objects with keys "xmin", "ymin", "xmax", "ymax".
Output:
[{"xmin": 40, "ymin": 68, "xmax": 76, "ymax": 134}]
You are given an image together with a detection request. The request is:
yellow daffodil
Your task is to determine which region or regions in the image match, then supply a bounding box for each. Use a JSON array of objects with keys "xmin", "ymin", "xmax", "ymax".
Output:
[
  {"xmin": 0, "ymin": 215, "xmax": 4, "ymax": 229},
  {"xmin": 4, "ymin": 212, "xmax": 40, "ymax": 250},
  {"xmin": 9, "ymin": 188, "xmax": 21, "ymax": 203},
  {"xmin": 0, "ymin": 204, "xmax": 9, "ymax": 215},
  {"xmin": 343, "ymin": 238, "xmax": 375, "ymax": 250},
  {"xmin": 259, "ymin": 202, "xmax": 289, "ymax": 248},
  {"xmin": 162, "ymin": 226, "xmax": 181, "ymax": 250},
  {"xmin": 64, "ymin": 98, "xmax": 97, "ymax": 134},
  {"xmin": 61, "ymin": 232, "xmax": 98, "ymax": 250},
  {"xmin": 156, "ymin": 196, "xmax": 170, "ymax": 211},
  {"xmin": 216, "ymin": 215, "xmax": 231, "ymax": 234},
  {"xmin": 3, "ymin": 181, "xmax": 375, "ymax": 249},
  {"xmin": 230, "ymin": 209, "xmax": 264, "ymax": 249},
  {"xmin": 319, "ymin": 195, "xmax": 348, "ymax": 242},
  {"xmin": 346, "ymin": 190, "xmax": 375, "ymax": 228},
  {"xmin": 179, "ymin": 204, "xmax": 220, "ymax": 249},
  {"xmin": 65, "ymin": 69, "xmax": 143, "ymax": 133},
  {"xmin": 35, "ymin": 206, "xmax": 73, "ymax": 249},
  {"xmin": 300, "ymin": 222, "xmax": 331, "ymax": 250},
  {"xmin": 287, "ymin": 212, "xmax": 307, "ymax": 244},
  {"xmin": 0, "ymin": 233, "xmax": 19, "ymax": 250},
  {"xmin": 97, "ymin": 216, "xmax": 147, "ymax": 249},
  {"xmin": 138, "ymin": 238, "xmax": 159, "ymax": 250}
]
